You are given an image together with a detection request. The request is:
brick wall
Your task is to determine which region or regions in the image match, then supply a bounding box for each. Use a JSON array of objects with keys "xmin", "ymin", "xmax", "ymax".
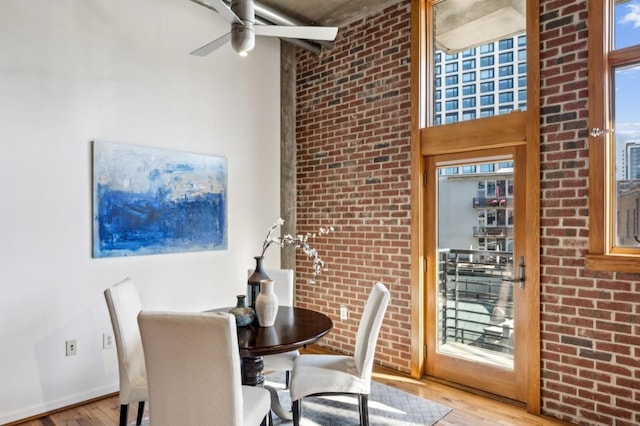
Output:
[
  {"xmin": 539, "ymin": 1, "xmax": 640, "ymax": 425},
  {"xmin": 295, "ymin": 0, "xmax": 640, "ymax": 424},
  {"xmin": 295, "ymin": 1, "xmax": 413, "ymax": 373}
]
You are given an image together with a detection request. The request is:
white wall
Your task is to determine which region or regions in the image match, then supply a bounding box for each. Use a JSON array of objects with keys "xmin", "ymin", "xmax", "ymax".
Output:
[{"xmin": 0, "ymin": 0, "xmax": 282, "ymax": 422}]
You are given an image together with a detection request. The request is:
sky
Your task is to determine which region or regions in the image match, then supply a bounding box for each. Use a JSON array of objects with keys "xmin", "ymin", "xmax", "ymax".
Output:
[
  {"xmin": 614, "ymin": 1, "xmax": 640, "ymax": 133},
  {"xmin": 613, "ymin": 0, "xmax": 640, "ymax": 179}
]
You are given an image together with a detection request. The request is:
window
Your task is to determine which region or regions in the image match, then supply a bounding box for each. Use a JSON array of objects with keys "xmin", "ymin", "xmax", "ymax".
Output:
[
  {"xmin": 445, "ymin": 87, "xmax": 458, "ymax": 98},
  {"xmin": 499, "ymin": 65, "xmax": 514, "ymax": 77},
  {"xmin": 480, "ymin": 56, "xmax": 494, "ymax": 67},
  {"xmin": 445, "ymin": 113, "xmax": 458, "ymax": 123},
  {"xmin": 518, "ymin": 63, "xmax": 527, "ymax": 74},
  {"xmin": 445, "ymin": 75, "xmax": 458, "ymax": 86},
  {"xmin": 518, "ymin": 49, "xmax": 527, "ymax": 61},
  {"xmin": 462, "ymin": 48, "xmax": 476, "ymax": 57},
  {"xmin": 499, "ymin": 78, "xmax": 514, "ymax": 90},
  {"xmin": 462, "ymin": 84, "xmax": 476, "ymax": 95},
  {"xmin": 480, "ymin": 95, "xmax": 494, "ymax": 106},
  {"xmin": 499, "ymin": 92, "xmax": 514, "ymax": 103},
  {"xmin": 446, "ymin": 53, "xmax": 458, "ymax": 61},
  {"xmin": 480, "ymin": 108, "xmax": 494, "ymax": 118},
  {"xmin": 480, "ymin": 82, "xmax": 494, "ymax": 93},
  {"xmin": 587, "ymin": 0, "xmax": 640, "ymax": 272},
  {"xmin": 518, "ymin": 90, "xmax": 527, "ymax": 101},
  {"xmin": 445, "ymin": 100, "xmax": 458, "ymax": 111},
  {"xmin": 435, "ymin": 65, "xmax": 442, "ymax": 75},
  {"xmin": 435, "ymin": 52, "xmax": 442, "ymax": 63},
  {"xmin": 463, "ymin": 97, "xmax": 476, "ymax": 108},
  {"xmin": 499, "ymin": 38, "xmax": 513, "ymax": 50},
  {"xmin": 480, "ymin": 43, "xmax": 494, "ymax": 54},
  {"xmin": 463, "ymin": 59, "xmax": 476, "ymax": 70},
  {"xmin": 462, "ymin": 111, "xmax": 476, "ymax": 121},
  {"xmin": 499, "ymin": 52, "xmax": 514, "ymax": 63},
  {"xmin": 462, "ymin": 72, "xmax": 476, "ymax": 82},
  {"xmin": 518, "ymin": 76, "xmax": 527, "ymax": 87},
  {"xmin": 445, "ymin": 63, "xmax": 458, "ymax": 73},
  {"xmin": 480, "ymin": 69, "xmax": 494, "ymax": 80},
  {"xmin": 480, "ymin": 163, "xmax": 495, "ymax": 173}
]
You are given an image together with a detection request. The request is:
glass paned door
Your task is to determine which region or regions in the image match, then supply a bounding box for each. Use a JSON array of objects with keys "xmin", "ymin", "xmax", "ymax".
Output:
[{"xmin": 426, "ymin": 149, "xmax": 527, "ymax": 401}]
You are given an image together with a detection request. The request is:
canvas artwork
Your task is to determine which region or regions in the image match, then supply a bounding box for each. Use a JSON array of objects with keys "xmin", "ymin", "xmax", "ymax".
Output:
[{"xmin": 93, "ymin": 140, "xmax": 227, "ymax": 258}]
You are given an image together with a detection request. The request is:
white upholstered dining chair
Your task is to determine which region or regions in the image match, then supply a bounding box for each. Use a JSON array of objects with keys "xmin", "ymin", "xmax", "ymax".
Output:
[
  {"xmin": 289, "ymin": 282, "xmax": 391, "ymax": 426},
  {"xmin": 137, "ymin": 310, "xmax": 272, "ymax": 426},
  {"xmin": 248, "ymin": 268, "xmax": 298, "ymax": 387},
  {"xmin": 104, "ymin": 277, "xmax": 148, "ymax": 426}
]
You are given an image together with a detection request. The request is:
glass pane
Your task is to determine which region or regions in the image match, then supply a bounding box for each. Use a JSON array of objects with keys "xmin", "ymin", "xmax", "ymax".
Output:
[
  {"xmin": 436, "ymin": 156, "xmax": 515, "ymax": 369},
  {"xmin": 612, "ymin": 62, "xmax": 640, "ymax": 247},
  {"xmin": 431, "ymin": 0, "xmax": 527, "ymax": 126},
  {"xmin": 614, "ymin": 0, "xmax": 640, "ymax": 50}
]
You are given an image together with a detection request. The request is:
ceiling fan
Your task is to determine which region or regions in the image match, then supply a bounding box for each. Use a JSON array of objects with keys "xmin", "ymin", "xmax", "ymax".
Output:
[{"xmin": 191, "ymin": 0, "xmax": 339, "ymax": 57}]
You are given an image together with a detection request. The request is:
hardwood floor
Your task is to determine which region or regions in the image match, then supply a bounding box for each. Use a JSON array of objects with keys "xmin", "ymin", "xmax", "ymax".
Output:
[{"xmin": 10, "ymin": 347, "xmax": 573, "ymax": 426}]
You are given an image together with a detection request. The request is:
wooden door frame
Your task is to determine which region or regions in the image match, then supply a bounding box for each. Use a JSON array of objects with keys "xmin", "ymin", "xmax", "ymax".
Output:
[{"xmin": 409, "ymin": 0, "xmax": 540, "ymax": 414}]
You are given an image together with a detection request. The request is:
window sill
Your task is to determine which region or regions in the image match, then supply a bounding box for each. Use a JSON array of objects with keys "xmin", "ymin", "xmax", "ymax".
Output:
[{"xmin": 585, "ymin": 254, "xmax": 640, "ymax": 273}]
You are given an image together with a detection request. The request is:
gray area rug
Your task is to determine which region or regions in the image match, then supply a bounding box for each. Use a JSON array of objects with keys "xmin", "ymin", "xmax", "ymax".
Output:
[{"xmin": 266, "ymin": 373, "xmax": 452, "ymax": 426}]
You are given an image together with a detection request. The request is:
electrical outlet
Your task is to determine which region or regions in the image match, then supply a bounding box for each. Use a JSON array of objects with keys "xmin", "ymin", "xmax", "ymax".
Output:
[
  {"xmin": 66, "ymin": 339, "xmax": 77, "ymax": 357},
  {"xmin": 103, "ymin": 333, "xmax": 114, "ymax": 349},
  {"xmin": 340, "ymin": 305, "xmax": 348, "ymax": 321}
]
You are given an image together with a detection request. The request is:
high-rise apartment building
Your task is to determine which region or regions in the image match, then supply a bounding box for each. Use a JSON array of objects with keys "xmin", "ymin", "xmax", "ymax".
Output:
[
  {"xmin": 433, "ymin": 35, "xmax": 527, "ymax": 125},
  {"xmin": 625, "ymin": 142, "xmax": 640, "ymax": 179}
]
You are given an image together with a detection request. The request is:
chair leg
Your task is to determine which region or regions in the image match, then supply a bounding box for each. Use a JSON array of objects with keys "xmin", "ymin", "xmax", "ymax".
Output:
[
  {"xmin": 119, "ymin": 404, "xmax": 129, "ymax": 426},
  {"xmin": 358, "ymin": 394, "xmax": 369, "ymax": 426},
  {"xmin": 292, "ymin": 399, "xmax": 302, "ymax": 426},
  {"xmin": 285, "ymin": 370, "xmax": 291, "ymax": 389},
  {"xmin": 136, "ymin": 401, "xmax": 145, "ymax": 425},
  {"xmin": 260, "ymin": 410, "xmax": 273, "ymax": 426}
]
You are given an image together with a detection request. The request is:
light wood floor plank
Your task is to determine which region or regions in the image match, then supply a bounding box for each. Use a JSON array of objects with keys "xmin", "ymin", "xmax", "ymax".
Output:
[{"xmin": 9, "ymin": 346, "xmax": 573, "ymax": 425}]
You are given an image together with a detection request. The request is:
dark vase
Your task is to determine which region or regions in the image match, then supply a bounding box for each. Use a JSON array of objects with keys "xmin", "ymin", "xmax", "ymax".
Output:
[
  {"xmin": 228, "ymin": 295, "xmax": 255, "ymax": 327},
  {"xmin": 248, "ymin": 256, "xmax": 270, "ymax": 310}
]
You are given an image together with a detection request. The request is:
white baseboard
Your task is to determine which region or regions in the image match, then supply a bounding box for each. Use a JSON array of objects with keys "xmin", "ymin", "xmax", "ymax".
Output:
[{"xmin": 1, "ymin": 384, "xmax": 118, "ymax": 425}]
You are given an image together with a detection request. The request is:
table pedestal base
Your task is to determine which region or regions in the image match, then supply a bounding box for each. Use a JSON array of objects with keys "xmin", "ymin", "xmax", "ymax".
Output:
[
  {"xmin": 265, "ymin": 385, "xmax": 293, "ymax": 421},
  {"xmin": 241, "ymin": 355, "xmax": 293, "ymax": 420},
  {"xmin": 241, "ymin": 355, "xmax": 264, "ymax": 386}
]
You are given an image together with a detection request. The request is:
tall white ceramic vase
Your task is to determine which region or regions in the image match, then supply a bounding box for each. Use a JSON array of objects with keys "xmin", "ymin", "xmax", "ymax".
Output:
[{"xmin": 255, "ymin": 279, "xmax": 279, "ymax": 327}]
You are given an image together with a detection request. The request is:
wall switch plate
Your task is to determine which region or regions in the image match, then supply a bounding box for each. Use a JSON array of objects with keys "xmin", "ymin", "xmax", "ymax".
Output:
[
  {"xmin": 102, "ymin": 333, "xmax": 114, "ymax": 349},
  {"xmin": 340, "ymin": 305, "xmax": 348, "ymax": 321},
  {"xmin": 66, "ymin": 339, "xmax": 77, "ymax": 356}
]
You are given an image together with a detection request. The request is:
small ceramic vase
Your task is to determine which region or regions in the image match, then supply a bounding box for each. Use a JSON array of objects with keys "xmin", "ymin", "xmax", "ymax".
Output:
[
  {"xmin": 228, "ymin": 295, "xmax": 256, "ymax": 327},
  {"xmin": 255, "ymin": 279, "xmax": 279, "ymax": 327}
]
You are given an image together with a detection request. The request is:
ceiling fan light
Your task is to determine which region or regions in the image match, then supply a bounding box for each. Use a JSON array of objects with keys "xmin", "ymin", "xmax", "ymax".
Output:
[{"xmin": 231, "ymin": 24, "xmax": 255, "ymax": 56}]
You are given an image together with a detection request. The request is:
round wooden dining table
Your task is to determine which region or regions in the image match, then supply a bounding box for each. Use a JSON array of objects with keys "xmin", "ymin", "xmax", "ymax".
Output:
[
  {"xmin": 234, "ymin": 306, "xmax": 333, "ymax": 386},
  {"xmin": 209, "ymin": 305, "xmax": 332, "ymax": 420}
]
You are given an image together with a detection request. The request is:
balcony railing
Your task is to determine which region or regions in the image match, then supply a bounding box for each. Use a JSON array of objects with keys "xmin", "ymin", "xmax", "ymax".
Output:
[{"xmin": 438, "ymin": 248, "xmax": 515, "ymax": 354}]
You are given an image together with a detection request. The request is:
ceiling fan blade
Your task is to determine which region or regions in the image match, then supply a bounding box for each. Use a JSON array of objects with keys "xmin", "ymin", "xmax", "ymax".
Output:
[
  {"xmin": 190, "ymin": 32, "xmax": 232, "ymax": 56},
  {"xmin": 200, "ymin": 0, "xmax": 243, "ymax": 25},
  {"xmin": 254, "ymin": 25, "xmax": 338, "ymax": 41}
]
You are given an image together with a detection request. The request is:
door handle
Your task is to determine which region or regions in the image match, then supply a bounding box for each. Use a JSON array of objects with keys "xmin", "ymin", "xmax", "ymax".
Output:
[{"xmin": 502, "ymin": 256, "xmax": 525, "ymax": 289}]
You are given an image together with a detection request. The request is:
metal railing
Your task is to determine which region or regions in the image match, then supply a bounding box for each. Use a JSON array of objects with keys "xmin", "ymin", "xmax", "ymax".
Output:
[{"xmin": 438, "ymin": 248, "xmax": 515, "ymax": 354}]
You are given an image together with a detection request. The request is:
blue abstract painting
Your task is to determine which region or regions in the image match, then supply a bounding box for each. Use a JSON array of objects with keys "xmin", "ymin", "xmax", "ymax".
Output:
[{"xmin": 93, "ymin": 141, "xmax": 227, "ymax": 258}]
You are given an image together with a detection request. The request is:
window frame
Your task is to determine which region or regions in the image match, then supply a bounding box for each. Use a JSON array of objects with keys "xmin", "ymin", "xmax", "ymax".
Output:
[{"xmin": 586, "ymin": 0, "xmax": 640, "ymax": 272}]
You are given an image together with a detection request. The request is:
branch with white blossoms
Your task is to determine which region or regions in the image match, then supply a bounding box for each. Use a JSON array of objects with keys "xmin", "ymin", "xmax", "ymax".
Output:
[{"xmin": 260, "ymin": 218, "xmax": 334, "ymax": 275}]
